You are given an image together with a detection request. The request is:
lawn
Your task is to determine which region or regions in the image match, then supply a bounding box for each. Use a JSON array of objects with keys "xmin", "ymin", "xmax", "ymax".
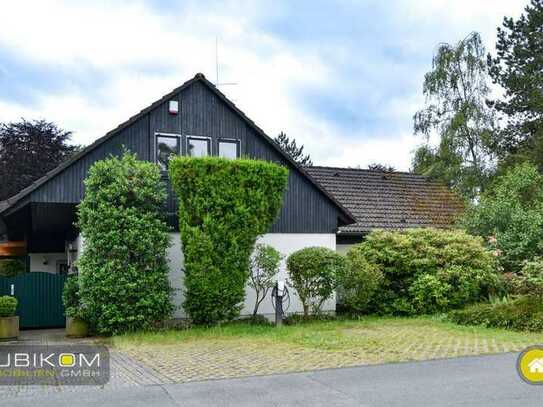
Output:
[{"xmin": 110, "ymin": 317, "xmax": 543, "ymax": 383}]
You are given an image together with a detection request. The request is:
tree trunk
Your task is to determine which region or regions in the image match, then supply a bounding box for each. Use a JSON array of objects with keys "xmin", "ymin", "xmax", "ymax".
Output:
[{"xmin": 303, "ymin": 304, "xmax": 309, "ymax": 317}]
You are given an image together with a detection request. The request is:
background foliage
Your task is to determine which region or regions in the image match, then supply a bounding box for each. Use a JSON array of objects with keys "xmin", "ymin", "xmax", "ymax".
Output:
[
  {"xmin": 0, "ymin": 259, "xmax": 26, "ymax": 277},
  {"xmin": 77, "ymin": 152, "xmax": 172, "ymax": 335},
  {"xmin": 169, "ymin": 157, "xmax": 288, "ymax": 325},
  {"xmin": 347, "ymin": 228, "xmax": 500, "ymax": 315},
  {"xmin": 412, "ymin": 32, "xmax": 496, "ymax": 200},
  {"xmin": 488, "ymin": 0, "xmax": 543, "ymax": 169},
  {"xmin": 0, "ymin": 119, "xmax": 78, "ymax": 200},
  {"xmin": 462, "ymin": 163, "xmax": 543, "ymax": 273},
  {"xmin": 287, "ymin": 247, "xmax": 347, "ymax": 316},
  {"xmin": 274, "ymin": 132, "xmax": 313, "ymax": 166}
]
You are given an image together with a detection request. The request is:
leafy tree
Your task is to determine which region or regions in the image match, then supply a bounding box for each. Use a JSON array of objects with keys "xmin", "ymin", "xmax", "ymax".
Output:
[
  {"xmin": 287, "ymin": 247, "xmax": 347, "ymax": 316},
  {"xmin": 169, "ymin": 157, "xmax": 288, "ymax": 325},
  {"xmin": 462, "ymin": 162, "xmax": 543, "ymax": 273},
  {"xmin": 248, "ymin": 244, "xmax": 283, "ymax": 317},
  {"xmin": 367, "ymin": 163, "xmax": 396, "ymax": 172},
  {"xmin": 412, "ymin": 32, "xmax": 496, "ymax": 200},
  {"xmin": 0, "ymin": 119, "xmax": 78, "ymax": 200},
  {"xmin": 77, "ymin": 152, "xmax": 172, "ymax": 335},
  {"xmin": 274, "ymin": 132, "xmax": 313, "ymax": 166},
  {"xmin": 487, "ymin": 0, "xmax": 543, "ymax": 168}
]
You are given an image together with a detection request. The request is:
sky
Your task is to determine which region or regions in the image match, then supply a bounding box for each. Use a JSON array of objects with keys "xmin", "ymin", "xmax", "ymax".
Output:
[{"xmin": 0, "ymin": 1, "xmax": 528, "ymax": 170}]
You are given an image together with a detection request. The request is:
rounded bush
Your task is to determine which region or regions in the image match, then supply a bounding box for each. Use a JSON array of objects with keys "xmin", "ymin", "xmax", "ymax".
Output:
[
  {"xmin": 348, "ymin": 228, "xmax": 500, "ymax": 315},
  {"xmin": 339, "ymin": 248, "xmax": 383, "ymax": 314},
  {"xmin": 287, "ymin": 247, "xmax": 347, "ymax": 316},
  {"xmin": 0, "ymin": 296, "xmax": 17, "ymax": 317}
]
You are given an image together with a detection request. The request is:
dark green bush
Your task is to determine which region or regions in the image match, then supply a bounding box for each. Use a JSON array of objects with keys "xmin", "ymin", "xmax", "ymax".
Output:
[
  {"xmin": 78, "ymin": 152, "xmax": 173, "ymax": 335},
  {"xmin": 0, "ymin": 296, "xmax": 17, "ymax": 317},
  {"xmin": 348, "ymin": 228, "xmax": 500, "ymax": 315},
  {"xmin": 169, "ymin": 157, "xmax": 288, "ymax": 325},
  {"xmin": 338, "ymin": 248, "xmax": 383, "ymax": 314},
  {"xmin": 287, "ymin": 247, "xmax": 347, "ymax": 316},
  {"xmin": 461, "ymin": 163, "xmax": 543, "ymax": 273},
  {"xmin": 449, "ymin": 296, "xmax": 543, "ymax": 331},
  {"xmin": 507, "ymin": 258, "xmax": 543, "ymax": 297},
  {"xmin": 0, "ymin": 258, "xmax": 26, "ymax": 277},
  {"xmin": 283, "ymin": 313, "xmax": 337, "ymax": 325},
  {"xmin": 62, "ymin": 275, "xmax": 83, "ymax": 319}
]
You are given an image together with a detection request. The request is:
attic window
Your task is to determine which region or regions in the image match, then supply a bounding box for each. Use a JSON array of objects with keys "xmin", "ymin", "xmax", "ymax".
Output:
[
  {"xmin": 218, "ymin": 139, "xmax": 240, "ymax": 159},
  {"xmin": 156, "ymin": 134, "xmax": 180, "ymax": 171},
  {"xmin": 187, "ymin": 136, "xmax": 211, "ymax": 157}
]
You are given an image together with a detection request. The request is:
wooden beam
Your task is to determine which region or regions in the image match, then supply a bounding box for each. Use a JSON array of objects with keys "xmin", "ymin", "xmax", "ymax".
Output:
[{"xmin": 0, "ymin": 241, "xmax": 27, "ymax": 256}]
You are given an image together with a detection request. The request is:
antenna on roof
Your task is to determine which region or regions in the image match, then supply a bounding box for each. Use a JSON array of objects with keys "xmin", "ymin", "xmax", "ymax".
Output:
[{"xmin": 215, "ymin": 37, "xmax": 238, "ymax": 89}]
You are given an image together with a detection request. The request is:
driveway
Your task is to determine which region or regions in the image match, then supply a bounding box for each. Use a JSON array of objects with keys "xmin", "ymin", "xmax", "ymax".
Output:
[{"xmin": 4, "ymin": 353, "xmax": 541, "ymax": 407}]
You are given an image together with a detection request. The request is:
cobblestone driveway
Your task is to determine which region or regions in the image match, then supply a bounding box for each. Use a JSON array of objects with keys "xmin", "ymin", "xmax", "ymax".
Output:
[
  {"xmin": 0, "ymin": 329, "xmax": 165, "ymax": 400},
  {"xmin": 118, "ymin": 321, "xmax": 543, "ymax": 383}
]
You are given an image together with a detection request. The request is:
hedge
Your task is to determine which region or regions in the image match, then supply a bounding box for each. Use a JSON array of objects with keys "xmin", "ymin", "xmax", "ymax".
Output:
[
  {"xmin": 169, "ymin": 156, "xmax": 288, "ymax": 325},
  {"xmin": 449, "ymin": 296, "xmax": 543, "ymax": 332},
  {"xmin": 345, "ymin": 228, "xmax": 501, "ymax": 315},
  {"xmin": 77, "ymin": 152, "xmax": 172, "ymax": 335}
]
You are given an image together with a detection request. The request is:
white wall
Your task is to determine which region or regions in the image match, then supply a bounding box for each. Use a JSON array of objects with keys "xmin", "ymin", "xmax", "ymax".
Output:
[
  {"xmin": 242, "ymin": 233, "xmax": 337, "ymax": 317},
  {"xmin": 166, "ymin": 232, "xmax": 337, "ymax": 318},
  {"xmin": 29, "ymin": 253, "xmax": 67, "ymax": 274}
]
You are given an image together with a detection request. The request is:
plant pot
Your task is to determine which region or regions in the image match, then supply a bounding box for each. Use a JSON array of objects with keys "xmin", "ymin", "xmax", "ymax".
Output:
[
  {"xmin": 0, "ymin": 316, "xmax": 19, "ymax": 341},
  {"xmin": 66, "ymin": 317, "xmax": 89, "ymax": 338}
]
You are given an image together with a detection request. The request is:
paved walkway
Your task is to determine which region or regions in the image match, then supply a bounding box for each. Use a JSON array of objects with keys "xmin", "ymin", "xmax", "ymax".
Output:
[
  {"xmin": 4, "ymin": 353, "xmax": 541, "ymax": 407},
  {"xmin": 0, "ymin": 329, "xmax": 167, "ymax": 399}
]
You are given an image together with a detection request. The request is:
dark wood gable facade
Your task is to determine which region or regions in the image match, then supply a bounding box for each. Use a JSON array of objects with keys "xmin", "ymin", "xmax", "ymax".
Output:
[{"xmin": 0, "ymin": 74, "xmax": 353, "ymax": 254}]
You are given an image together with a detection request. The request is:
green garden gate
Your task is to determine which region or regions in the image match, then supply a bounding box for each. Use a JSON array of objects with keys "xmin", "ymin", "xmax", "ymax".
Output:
[{"xmin": 0, "ymin": 272, "xmax": 67, "ymax": 329}]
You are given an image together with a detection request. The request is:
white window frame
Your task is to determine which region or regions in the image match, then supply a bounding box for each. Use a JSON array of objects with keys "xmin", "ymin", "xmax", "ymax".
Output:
[{"xmin": 186, "ymin": 135, "xmax": 212, "ymax": 157}]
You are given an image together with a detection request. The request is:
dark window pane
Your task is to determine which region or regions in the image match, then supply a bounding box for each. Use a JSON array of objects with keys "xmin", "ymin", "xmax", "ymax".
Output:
[
  {"xmin": 219, "ymin": 141, "xmax": 239, "ymax": 159},
  {"xmin": 157, "ymin": 136, "xmax": 179, "ymax": 171},
  {"xmin": 188, "ymin": 138, "xmax": 210, "ymax": 157}
]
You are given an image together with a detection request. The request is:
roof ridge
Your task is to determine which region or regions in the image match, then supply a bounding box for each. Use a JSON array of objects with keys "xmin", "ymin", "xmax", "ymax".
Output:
[{"xmin": 306, "ymin": 165, "xmax": 423, "ymax": 177}]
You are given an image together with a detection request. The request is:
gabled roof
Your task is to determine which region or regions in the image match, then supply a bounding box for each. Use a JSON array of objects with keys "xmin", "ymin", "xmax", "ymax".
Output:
[
  {"xmin": 0, "ymin": 74, "xmax": 355, "ymax": 224},
  {"xmin": 305, "ymin": 166, "xmax": 464, "ymax": 234}
]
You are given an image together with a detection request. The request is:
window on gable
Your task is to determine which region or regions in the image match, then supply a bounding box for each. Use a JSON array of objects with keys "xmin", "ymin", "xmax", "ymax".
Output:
[
  {"xmin": 156, "ymin": 135, "xmax": 180, "ymax": 171},
  {"xmin": 218, "ymin": 139, "xmax": 240, "ymax": 159},
  {"xmin": 187, "ymin": 137, "xmax": 210, "ymax": 157}
]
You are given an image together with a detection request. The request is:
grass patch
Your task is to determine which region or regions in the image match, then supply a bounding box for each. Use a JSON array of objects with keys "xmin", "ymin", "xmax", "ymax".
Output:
[{"xmin": 112, "ymin": 316, "xmax": 543, "ymax": 352}]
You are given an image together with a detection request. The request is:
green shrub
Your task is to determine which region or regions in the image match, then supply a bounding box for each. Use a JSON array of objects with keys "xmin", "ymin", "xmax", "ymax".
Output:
[
  {"xmin": 449, "ymin": 296, "xmax": 543, "ymax": 331},
  {"xmin": 169, "ymin": 157, "xmax": 288, "ymax": 325},
  {"xmin": 78, "ymin": 152, "xmax": 173, "ymax": 335},
  {"xmin": 283, "ymin": 313, "xmax": 336, "ymax": 325},
  {"xmin": 0, "ymin": 296, "xmax": 17, "ymax": 317},
  {"xmin": 513, "ymin": 258, "xmax": 543, "ymax": 297},
  {"xmin": 462, "ymin": 163, "xmax": 543, "ymax": 273},
  {"xmin": 0, "ymin": 259, "xmax": 26, "ymax": 277},
  {"xmin": 249, "ymin": 244, "xmax": 283, "ymax": 317},
  {"xmin": 287, "ymin": 247, "xmax": 347, "ymax": 316},
  {"xmin": 62, "ymin": 275, "xmax": 83, "ymax": 319},
  {"xmin": 339, "ymin": 248, "xmax": 383, "ymax": 314},
  {"xmin": 349, "ymin": 228, "xmax": 500, "ymax": 315}
]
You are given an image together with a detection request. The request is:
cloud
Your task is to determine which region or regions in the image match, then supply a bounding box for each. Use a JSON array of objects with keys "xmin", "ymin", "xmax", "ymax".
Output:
[{"xmin": 0, "ymin": 0, "xmax": 527, "ymax": 170}]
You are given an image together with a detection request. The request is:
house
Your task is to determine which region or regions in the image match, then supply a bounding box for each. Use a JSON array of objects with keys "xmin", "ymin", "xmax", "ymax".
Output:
[
  {"xmin": 305, "ymin": 166, "xmax": 464, "ymax": 254},
  {"xmin": 529, "ymin": 358, "xmax": 543, "ymax": 374},
  {"xmin": 0, "ymin": 73, "xmax": 355, "ymax": 327}
]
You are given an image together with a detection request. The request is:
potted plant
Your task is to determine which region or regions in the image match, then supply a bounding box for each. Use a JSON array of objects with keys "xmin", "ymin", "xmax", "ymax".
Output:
[
  {"xmin": 0, "ymin": 295, "xmax": 19, "ymax": 341},
  {"xmin": 63, "ymin": 275, "xmax": 89, "ymax": 338}
]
